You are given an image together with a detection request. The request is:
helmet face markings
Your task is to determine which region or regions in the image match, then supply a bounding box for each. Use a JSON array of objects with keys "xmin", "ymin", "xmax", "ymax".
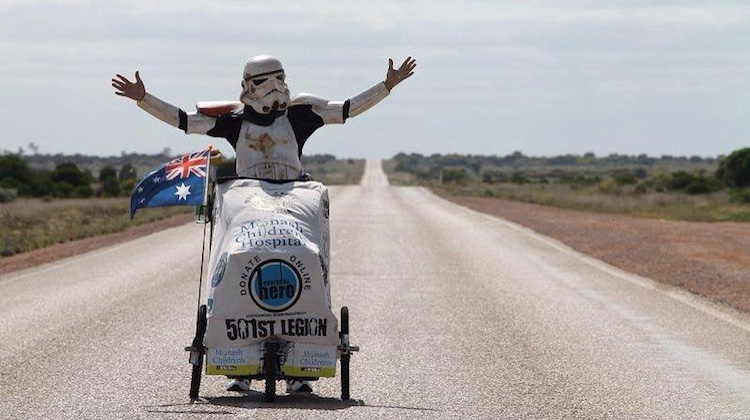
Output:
[{"xmin": 240, "ymin": 56, "xmax": 290, "ymax": 114}]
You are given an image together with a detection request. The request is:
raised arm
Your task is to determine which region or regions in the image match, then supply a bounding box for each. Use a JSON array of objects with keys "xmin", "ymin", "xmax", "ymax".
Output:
[
  {"xmin": 347, "ymin": 56, "xmax": 417, "ymax": 118},
  {"xmin": 111, "ymin": 71, "xmax": 217, "ymax": 135},
  {"xmin": 293, "ymin": 56, "xmax": 418, "ymax": 124}
]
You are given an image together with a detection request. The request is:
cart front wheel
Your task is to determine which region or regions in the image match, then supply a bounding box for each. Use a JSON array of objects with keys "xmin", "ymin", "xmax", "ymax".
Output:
[
  {"xmin": 264, "ymin": 341, "xmax": 279, "ymax": 402},
  {"xmin": 189, "ymin": 304, "xmax": 207, "ymax": 401},
  {"xmin": 340, "ymin": 306, "xmax": 350, "ymax": 401}
]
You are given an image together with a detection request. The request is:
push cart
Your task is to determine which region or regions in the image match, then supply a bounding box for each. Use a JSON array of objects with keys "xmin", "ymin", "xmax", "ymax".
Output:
[{"xmin": 184, "ymin": 175, "xmax": 359, "ymax": 402}]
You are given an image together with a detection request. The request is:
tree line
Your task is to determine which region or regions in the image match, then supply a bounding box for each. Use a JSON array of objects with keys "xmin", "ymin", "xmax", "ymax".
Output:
[
  {"xmin": 390, "ymin": 149, "xmax": 750, "ymax": 201},
  {"xmin": 0, "ymin": 152, "xmax": 359, "ymax": 203},
  {"xmin": 0, "ymin": 154, "xmax": 138, "ymax": 202}
]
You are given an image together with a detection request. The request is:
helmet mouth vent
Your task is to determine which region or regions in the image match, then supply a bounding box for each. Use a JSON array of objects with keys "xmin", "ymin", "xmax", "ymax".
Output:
[{"xmin": 260, "ymin": 101, "xmax": 287, "ymax": 113}]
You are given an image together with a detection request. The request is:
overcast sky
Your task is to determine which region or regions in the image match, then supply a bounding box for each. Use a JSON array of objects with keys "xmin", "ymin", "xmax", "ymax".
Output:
[{"xmin": 1, "ymin": 0, "xmax": 748, "ymax": 159}]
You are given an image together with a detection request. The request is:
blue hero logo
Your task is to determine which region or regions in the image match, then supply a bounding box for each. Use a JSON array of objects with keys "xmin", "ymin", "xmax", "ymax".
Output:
[{"xmin": 248, "ymin": 259, "xmax": 302, "ymax": 312}]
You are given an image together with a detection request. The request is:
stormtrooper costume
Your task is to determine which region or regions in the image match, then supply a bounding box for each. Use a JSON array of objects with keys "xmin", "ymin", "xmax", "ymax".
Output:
[
  {"xmin": 136, "ymin": 55, "xmax": 390, "ymax": 180},
  {"xmin": 136, "ymin": 56, "xmax": 389, "ymax": 394}
]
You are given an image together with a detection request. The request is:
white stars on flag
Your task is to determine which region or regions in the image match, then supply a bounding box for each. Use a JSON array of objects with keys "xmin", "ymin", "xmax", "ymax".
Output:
[{"xmin": 174, "ymin": 183, "xmax": 192, "ymax": 201}]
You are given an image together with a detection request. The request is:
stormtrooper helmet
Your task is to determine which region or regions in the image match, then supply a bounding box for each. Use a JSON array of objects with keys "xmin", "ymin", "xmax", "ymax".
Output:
[{"xmin": 240, "ymin": 55, "xmax": 291, "ymax": 114}]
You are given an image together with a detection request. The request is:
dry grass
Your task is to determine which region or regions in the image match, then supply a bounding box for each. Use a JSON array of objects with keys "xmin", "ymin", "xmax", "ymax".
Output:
[
  {"xmin": 432, "ymin": 182, "xmax": 750, "ymax": 222},
  {"xmin": 382, "ymin": 158, "xmax": 750, "ymax": 222},
  {"xmin": 0, "ymin": 198, "xmax": 191, "ymax": 257},
  {"xmin": 0, "ymin": 160, "xmax": 365, "ymax": 259},
  {"xmin": 303, "ymin": 158, "xmax": 365, "ymax": 185}
]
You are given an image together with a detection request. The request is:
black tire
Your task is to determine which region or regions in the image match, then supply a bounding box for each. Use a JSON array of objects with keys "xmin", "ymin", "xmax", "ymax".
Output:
[
  {"xmin": 264, "ymin": 341, "xmax": 279, "ymax": 402},
  {"xmin": 189, "ymin": 304, "xmax": 207, "ymax": 401},
  {"xmin": 340, "ymin": 306, "xmax": 350, "ymax": 401}
]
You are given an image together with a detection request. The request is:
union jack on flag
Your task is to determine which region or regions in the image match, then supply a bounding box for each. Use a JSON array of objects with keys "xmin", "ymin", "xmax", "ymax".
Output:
[
  {"xmin": 165, "ymin": 151, "xmax": 209, "ymax": 180},
  {"xmin": 129, "ymin": 148, "xmax": 211, "ymax": 219}
]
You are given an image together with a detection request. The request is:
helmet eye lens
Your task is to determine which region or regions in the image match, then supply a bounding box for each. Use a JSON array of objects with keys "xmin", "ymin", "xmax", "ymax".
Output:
[{"xmin": 244, "ymin": 71, "xmax": 285, "ymax": 86}]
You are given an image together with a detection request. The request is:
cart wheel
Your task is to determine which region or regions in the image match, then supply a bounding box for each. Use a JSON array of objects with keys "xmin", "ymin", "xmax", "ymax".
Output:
[
  {"xmin": 189, "ymin": 304, "xmax": 207, "ymax": 401},
  {"xmin": 264, "ymin": 341, "xmax": 279, "ymax": 402},
  {"xmin": 340, "ymin": 306, "xmax": 350, "ymax": 401}
]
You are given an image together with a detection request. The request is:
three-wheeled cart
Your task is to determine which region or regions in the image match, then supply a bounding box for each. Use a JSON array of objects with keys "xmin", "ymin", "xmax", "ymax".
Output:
[{"xmin": 184, "ymin": 176, "xmax": 359, "ymax": 402}]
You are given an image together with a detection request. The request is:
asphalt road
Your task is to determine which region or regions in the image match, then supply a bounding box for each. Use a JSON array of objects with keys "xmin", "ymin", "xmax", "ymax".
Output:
[{"xmin": 1, "ymin": 160, "xmax": 749, "ymax": 419}]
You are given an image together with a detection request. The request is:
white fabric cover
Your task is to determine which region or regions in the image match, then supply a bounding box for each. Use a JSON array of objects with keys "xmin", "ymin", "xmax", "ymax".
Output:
[{"xmin": 204, "ymin": 179, "xmax": 336, "ymax": 351}]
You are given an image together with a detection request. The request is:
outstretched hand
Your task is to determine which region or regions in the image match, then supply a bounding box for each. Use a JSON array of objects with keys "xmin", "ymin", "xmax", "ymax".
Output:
[
  {"xmin": 384, "ymin": 56, "xmax": 417, "ymax": 91},
  {"xmin": 112, "ymin": 71, "xmax": 146, "ymax": 101}
]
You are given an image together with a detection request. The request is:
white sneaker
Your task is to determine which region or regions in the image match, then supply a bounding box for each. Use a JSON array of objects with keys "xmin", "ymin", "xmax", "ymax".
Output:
[
  {"xmin": 286, "ymin": 380, "xmax": 313, "ymax": 393},
  {"xmin": 226, "ymin": 378, "xmax": 251, "ymax": 392}
]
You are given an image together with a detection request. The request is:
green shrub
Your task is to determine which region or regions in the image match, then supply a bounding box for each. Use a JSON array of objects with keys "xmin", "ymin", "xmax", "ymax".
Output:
[
  {"xmin": 684, "ymin": 178, "xmax": 721, "ymax": 195},
  {"xmin": 717, "ymin": 148, "xmax": 750, "ymax": 188},
  {"xmin": 72, "ymin": 185, "xmax": 94, "ymax": 198},
  {"xmin": 614, "ymin": 173, "xmax": 637, "ymax": 185},
  {"xmin": 511, "ymin": 172, "xmax": 526, "ymax": 184},
  {"xmin": 121, "ymin": 179, "xmax": 135, "ymax": 195},
  {"xmin": 442, "ymin": 168, "xmax": 469, "ymax": 184},
  {"xmin": 119, "ymin": 164, "xmax": 137, "ymax": 181},
  {"xmin": 52, "ymin": 162, "xmax": 91, "ymax": 187},
  {"xmin": 597, "ymin": 178, "xmax": 622, "ymax": 195},
  {"xmin": 100, "ymin": 176, "xmax": 121, "ymax": 197},
  {"xmin": 728, "ymin": 188, "xmax": 750, "ymax": 203},
  {"xmin": 0, "ymin": 187, "xmax": 17, "ymax": 203},
  {"xmin": 54, "ymin": 181, "xmax": 74, "ymax": 198},
  {"xmin": 668, "ymin": 171, "xmax": 697, "ymax": 191},
  {"xmin": 667, "ymin": 171, "xmax": 720, "ymax": 195}
]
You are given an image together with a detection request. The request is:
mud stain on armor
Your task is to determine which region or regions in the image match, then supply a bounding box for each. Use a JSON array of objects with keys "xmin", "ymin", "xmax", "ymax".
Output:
[{"xmin": 246, "ymin": 132, "xmax": 289, "ymax": 158}]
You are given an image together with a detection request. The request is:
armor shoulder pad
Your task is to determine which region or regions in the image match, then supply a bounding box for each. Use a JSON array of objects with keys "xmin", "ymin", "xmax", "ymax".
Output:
[
  {"xmin": 195, "ymin": 101, "xmax": 243, "ymax": 117},
  {"xmin": 291, "ymin": 93, "xmax": 331, "ymax": 107}
]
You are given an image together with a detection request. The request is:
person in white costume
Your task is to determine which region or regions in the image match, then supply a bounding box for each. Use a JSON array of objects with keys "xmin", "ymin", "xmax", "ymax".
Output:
[
  {"xmin": 112, "ymin": 55, "xmax": 416, "ymax": 393},
  {"xmin": 112, "ymin": 55, "xmax": 416, "ymax": 181}
]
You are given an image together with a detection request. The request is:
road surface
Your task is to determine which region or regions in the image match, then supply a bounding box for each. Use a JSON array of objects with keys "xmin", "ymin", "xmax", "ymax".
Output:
[{"xmin": 1, "ymin": 160, "xmax": 749, "ymax": 419}]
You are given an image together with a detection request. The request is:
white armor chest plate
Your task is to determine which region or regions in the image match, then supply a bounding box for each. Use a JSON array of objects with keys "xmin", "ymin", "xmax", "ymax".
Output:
[{"xmin": 235, "ymin": 116, "xmax": 302, "ymax": 179}]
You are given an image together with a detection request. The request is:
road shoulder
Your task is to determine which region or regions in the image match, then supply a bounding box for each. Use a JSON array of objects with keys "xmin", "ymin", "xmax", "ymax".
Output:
[{"xmin": 438, "ymin": 192, "xmax": 750, "ymax": 314}]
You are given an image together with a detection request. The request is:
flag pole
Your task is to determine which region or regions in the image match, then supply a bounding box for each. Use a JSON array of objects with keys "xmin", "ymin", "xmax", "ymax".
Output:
[
  {"xmin": 202, "ymin": 145, "xmax": 213, "ymax": 211},
  {"xmin": 196, "ymin": 145, "xmax": 213, "ymax": 311}
]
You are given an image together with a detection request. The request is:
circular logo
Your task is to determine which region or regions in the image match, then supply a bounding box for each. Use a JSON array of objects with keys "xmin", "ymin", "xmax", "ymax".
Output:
[
  {"xmin": 211, "ymin": 252, "xmax": 229, "ymax": 288},
  {"xmin": 248, "ymin": 259, "xmax": 302, "ymax": 312}
]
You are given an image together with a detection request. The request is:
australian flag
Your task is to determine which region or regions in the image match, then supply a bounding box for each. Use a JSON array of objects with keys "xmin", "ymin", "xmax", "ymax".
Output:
[{"xmin": 130, "ymin": 149, "xmax": 210, "ymax": 219}]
